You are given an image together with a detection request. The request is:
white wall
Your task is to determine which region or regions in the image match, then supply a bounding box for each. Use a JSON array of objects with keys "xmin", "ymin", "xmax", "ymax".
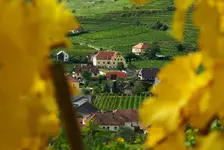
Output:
[
  {"xmin": 124, "ymin": 122, "xmax": 139, "ymax": 130},
  {"xmin": 100, "ymin": 125, "xmax": 120, "ymax": 131},
  {"xmin": 154, "ymin": 77, "xmax": 160, "ymax": 85},
  {"xmin": 92, "ymin": 56, "xmax": 97, "ymax": 66}
]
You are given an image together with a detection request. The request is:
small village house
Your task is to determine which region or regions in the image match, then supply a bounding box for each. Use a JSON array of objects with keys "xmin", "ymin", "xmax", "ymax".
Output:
[
  {"xmin": 72, "ymin": 64, "xmax": 100, "ymax": 79},
  {"xmin": 82, "ymin": 110, "xmax": 143, "ymax": 132},
  {"xmin": 72, "ymin": 95, "xmax": 99, "ymax": 118},
  {"xmin": 67, "ymin": 76, "xmax": 80, "ymax": 89},
  {"xmin": 91, "ymin": 51, "xmax": 127, "ymax": 69},
  {"xmin": 132, "ymin": 43, "xmax": 149, "ymax": 55},
  {"xmin": 56, "ymin": 50, "xmax": 69, "ymax": 62},
  {"xmin": 106, "ymin": 71, "xmax": 127, "ymax": 80},
  {"xmin": 137, "ymin": 68, "xmax": 160, "ymax": 85}
]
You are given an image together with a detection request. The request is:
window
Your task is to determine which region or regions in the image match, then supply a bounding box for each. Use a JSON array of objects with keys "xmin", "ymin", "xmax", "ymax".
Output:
[
  {"xmin": 107, "ymin": 127, "xmax": 109, "ymax": 130},
  {"xmin": 107, "ymin": 62, "xmax": 110, "ymax": 64},
  {"xmin": 103, "ymin": 127, "xmax": 105, "ymax": 129},
  {"xmin": 94, "ymin": 73, "xmax": 97, "ymax": 76},
  {"xmin": 98, "ymin": 62, "xmax": 100, "ymax": 64},
  {"xmin": 113, "ymin": 62, "xmax": 115, "ymax": 64},
  {"xmin": 114, "ymin": 127, "xmax": 117, "ymax": 130},
  {"xmin": 103, "ymin": 62, "xmax": 105, "ymax": 64}
]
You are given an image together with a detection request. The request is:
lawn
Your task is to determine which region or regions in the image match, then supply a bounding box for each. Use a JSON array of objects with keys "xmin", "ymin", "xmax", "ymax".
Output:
[{"xmin": 131, "ymin": 60, "xmax": 169, "ymax": 69}]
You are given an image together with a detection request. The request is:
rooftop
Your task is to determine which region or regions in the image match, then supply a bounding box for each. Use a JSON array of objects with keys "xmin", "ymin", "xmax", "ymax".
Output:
[
  {"xmin": 85, "ymin": 109, "xmax": 138, "ymax": 126},
  {"xmin": 95, "ymin": 51, "xmax": 120, "ymax": 60},
  {"xmin": 133, "ymin": 43, "xmax": 149, "ymax": 49}
]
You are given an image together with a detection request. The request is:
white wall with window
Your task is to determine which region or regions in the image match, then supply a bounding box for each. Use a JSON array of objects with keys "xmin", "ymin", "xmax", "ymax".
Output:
[{"xmin": 99, "ymin": 125, "xmax": 120, "ymax": 131}]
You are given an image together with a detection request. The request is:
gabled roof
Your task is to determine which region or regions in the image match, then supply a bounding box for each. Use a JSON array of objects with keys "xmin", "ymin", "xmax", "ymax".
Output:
[
  {"xmin": 133, "ymin": 43, "xmax": 149, "ymax": 49},
  {"xmin": 95, "ymin": 52, "xmax": 118, "ymax": 60},
  {"xmin": 85, "ymin": 109, "xmax": 139, "ymax": 126},
  {"xmin": 56, "ymin": 50, "xmax": 68, "ymax": 55},
  {"xmin": 140, "ymin": 68, "xmax": 160, "ymax": 78},
  {"xmin": 76, "ymin": 102, "xmax": 99, "ymax": 115},
  {"xmin": 72, "ymin": 64, "xmax": 99, "ymax": 74},
  {"xmin": 67, "ymin": 76, "xmax": 79, "ymax": 82}
]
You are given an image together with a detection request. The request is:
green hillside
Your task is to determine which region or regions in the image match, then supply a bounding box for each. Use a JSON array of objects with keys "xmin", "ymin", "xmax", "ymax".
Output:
[{"xmin": 56, "ymin": 0, "xmax": 198, "ymax": 71}]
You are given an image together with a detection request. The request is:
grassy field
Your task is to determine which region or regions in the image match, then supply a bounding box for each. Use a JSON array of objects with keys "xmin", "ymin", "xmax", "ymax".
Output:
[
  {"xmin": 58, "ymin": 0, "xmax": 198, "ymax": 69},
  {"xmin": 66, "ymin": 0, "xmax": 173, "ymax": 16},
  {"xmin": 93, "ymin": 94, "xmax": 148, "ymax": 111}
]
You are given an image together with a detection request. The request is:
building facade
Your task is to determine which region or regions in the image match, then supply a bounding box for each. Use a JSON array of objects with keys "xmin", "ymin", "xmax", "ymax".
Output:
[
  {"xmin": 92, "ymin": 51, "xmax": 127, "ymax": 69},
  {"xmin": 82, "ymin": 110, "xmax": 143, "ymax": 132},
  {"xmin": 132, "ymin": 43, "xmax": 149, "ymax": 55},
  {"xmin": 56, "ymin": 50, "xmax": 69, "ymax": 62},
  {"xmin": 72, "ymin": 64, "xmax": 100, "ymax": 79}
]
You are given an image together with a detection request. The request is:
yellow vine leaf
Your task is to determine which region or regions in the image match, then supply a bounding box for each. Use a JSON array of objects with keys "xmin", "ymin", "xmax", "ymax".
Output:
[
  {"xmin": 131, "ymin": 0, "xmax": 149, "ymax": 5},
  {"xmin": 196, "ymin": 132, "xmax": 224, "ymax": 150},
  {"xmin": 0, "ymin": 0, "xmax": 78, "ymax": 149}
]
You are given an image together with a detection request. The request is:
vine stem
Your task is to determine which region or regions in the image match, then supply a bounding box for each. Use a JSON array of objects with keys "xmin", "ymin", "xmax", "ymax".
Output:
[{"xmin": 50, "ymin": 64, "xmax": 84, "ymax": 150}]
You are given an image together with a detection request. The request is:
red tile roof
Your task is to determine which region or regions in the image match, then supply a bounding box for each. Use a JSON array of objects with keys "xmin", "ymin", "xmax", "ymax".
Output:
[
  {"xmin": 67, "ymin": 76, "xmax": 79, "ymax": 82},
  {"xmin": 84, "ymin": 110, "xmax": 139, "ymax": 126},
  {"xmin": 106, "ymin": 72, "xmax": 127, "ymax": 79},
  {"xmin": 72, "ymin": 64, "xmax": 99, "ymax": 74},
  {"xmin": 95, "ymin": 52, "xmax": 117, "ymax": 60},
  {"xmin": 133, "ymin": 43, "xmax": 149, "ymax": 49}
]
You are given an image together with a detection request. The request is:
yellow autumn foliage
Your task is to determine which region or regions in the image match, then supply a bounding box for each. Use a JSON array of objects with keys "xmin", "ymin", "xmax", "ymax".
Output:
[
  {"xmin": 0, "ymin": 0, "xmax": 78, "ymax": 149},
  {"xmin": 138, "ymin": 0, "xmax": 224, "ymax": 149},
  {"xmin": 1, "ymin": 0, "xmax": 223, "ymax": 149}
]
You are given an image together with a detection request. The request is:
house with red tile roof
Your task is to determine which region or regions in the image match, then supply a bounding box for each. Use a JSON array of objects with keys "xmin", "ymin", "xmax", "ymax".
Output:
[
  {"xmin": 132, "ymin": 43, "xmax": 149, "ymax": 55},
  {"xmin": 72, "ymin": 64, "xmax": 100, "ymax": 79},
  {"xmin": 91, "ymin": 51, "xmax": 127, "ymax": 69},
  {"xmin": 106, "ymin": 71, "xmax": 127, "ymax": 80},
  {"xmin": 67, "ymin": 76, "xmax": 80, "ymax": 89},
  {"xmin": 82, "ymin": 110, "xmax": 143, "ymax": 132}
]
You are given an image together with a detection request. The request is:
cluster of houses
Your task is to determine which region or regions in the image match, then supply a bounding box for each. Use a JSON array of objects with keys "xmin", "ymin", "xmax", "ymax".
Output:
[
  {"xmin": 59, "ymin": 42, "xmax": 164, "ymax": 133},
  {"xmin": 56, "ymin": 42, "xmax": 168, "ymax": 63},
  {"xmin": 70, "ymin": 93, "xmax": 145, "ymax": 132}
]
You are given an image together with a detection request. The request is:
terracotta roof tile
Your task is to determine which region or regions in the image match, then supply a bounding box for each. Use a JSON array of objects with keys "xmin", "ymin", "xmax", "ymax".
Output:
[
  {"xmin": 95, "ymin": 52, "xmax": 116, "ymax": 60},
  {"xmin": 133, "ymin": 43, "xmax": 149, "ymax": 49},
  {"xmin": 72, "ymin": 64, "xmax": 99, "ymax": 74},
  {"xmin": 67, "ymin": 76, "xmax": 79, "ymax": 82},
  {"xmin": 85, "ymin": 109, "xmax": 139, "ymax": 126}
]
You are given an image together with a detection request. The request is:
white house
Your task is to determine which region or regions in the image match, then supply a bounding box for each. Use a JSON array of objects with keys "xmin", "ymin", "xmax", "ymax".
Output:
[
  {"xmin": 56, "ymin": 50, "xmax": 69, "ymax": 62},
  {"xmin": 82, "ymin": 109, "xmax": 143, "ymax": 132},
  {"xmin": 132, "ymin": 43, "xmax": 149, "ymax": 55},
  {"xmin": 137, "ymin": 68, "xmax": 160, "ymax": 85}
]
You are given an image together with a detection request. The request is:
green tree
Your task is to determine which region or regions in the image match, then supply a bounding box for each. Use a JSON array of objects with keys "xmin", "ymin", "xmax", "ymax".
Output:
[
  {"xmin": 132, "ymin": 81, "xmax": 145, "ymax": 95},
  {"xmin": 116, "ymin": 127, "xmax": 136, "ymax": 143},
  {"xmin": 97, "ymin": 75, "xmax": 107, "ymax": 84},
  {"xmin": 82, "ymin": 71, "xmax": 92, "ymax": 81},
  {"xmin": 102, "ymin": 82, "xmax": 111, "ymax": 93},
  {"xmin": 49, "ymin": 129, "xmax": 70, "ymax": 150},
  {"xmin": 176, "ymin": 43, "xmax": 185, "ymax": 52},
  {"xmin": 111, "ymin": 81, "xmax": 120, "ymax": 93},
  {"xmin": 124, "ymin": 52, "xmax": 141, "ymax": 62},
  {"xmin": 92, "ymin": 85, "xmax": 102, "ymax": 95},
  {"xmin": 117, "ymin": 62, "xmax": 125, "ymax": 71},
  {"xmin": 143, "ymin": 42, "xmax": 161, "ymax": 60}
]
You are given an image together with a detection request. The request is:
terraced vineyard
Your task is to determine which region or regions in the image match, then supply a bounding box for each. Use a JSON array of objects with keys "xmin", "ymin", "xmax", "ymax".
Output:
[
  {"xmin": 60, "ymin": 0, "xmax": 198, "ymax": 69},
  {"xmin": 93, "ymin": 94, "xmax": 148, "ymax": 111}
]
